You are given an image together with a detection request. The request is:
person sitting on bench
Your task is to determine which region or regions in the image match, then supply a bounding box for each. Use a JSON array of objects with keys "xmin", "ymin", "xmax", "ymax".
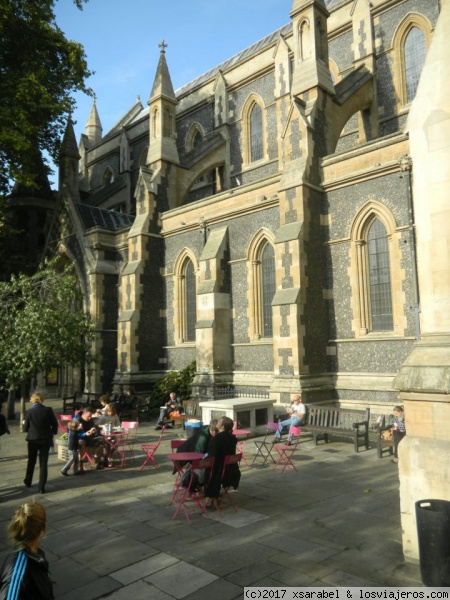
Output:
[
  {"xmin": 155, "ymin": 392, "xmax": 181, "ymax": 430},
  {"xmin": 273, "ymin": 394, "xmax": 305, "ymax": 445}
]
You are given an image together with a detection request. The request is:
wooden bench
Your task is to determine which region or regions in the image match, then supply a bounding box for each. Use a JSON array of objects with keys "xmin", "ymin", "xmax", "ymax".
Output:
[
  {"xmin": 62, "ymin": 392, "xmax": 78, "ymax": 414},
  {"xmin": 171, "ymin": 400, "xmax": 201, "ymax": 429},
  {"xmin": 302, "ymin": 405, "xmax": 370, "ymax": 453},
  {"xmin": 377, "ymin": 425, "xmax": 394, "ymax": 458}
]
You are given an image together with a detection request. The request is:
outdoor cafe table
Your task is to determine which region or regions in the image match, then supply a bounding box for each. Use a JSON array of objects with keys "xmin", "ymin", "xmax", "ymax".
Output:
[{"xmin": 101, "ymin": 430, "xmax": 129, "ymax": 468}]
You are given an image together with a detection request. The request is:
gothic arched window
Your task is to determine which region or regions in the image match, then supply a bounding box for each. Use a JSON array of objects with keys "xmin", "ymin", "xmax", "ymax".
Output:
[
  {"xmin": 247, "ymin": 231, "xmax": 276, "ymax": 340},
  {"xmin": 349, "ymin": 203, "xmax": 407, "ymax": 337},
  {"xmin": 404, "ymin": 26, "xmax": 426, "ymax": 104},
  {"xmin": 250, "ymin": 103, "xmax": 263, "ymax": 163},
  {"xmin": 367, "ymin": 219, "xmax": 393, "ymax": 331},
  {"xmin": 261, "ymin": 243, "xmax": 276, "ymax": 337},
  {"xmin": 184, "ymin": 260, "xmax": 196, "ymax": 342}
]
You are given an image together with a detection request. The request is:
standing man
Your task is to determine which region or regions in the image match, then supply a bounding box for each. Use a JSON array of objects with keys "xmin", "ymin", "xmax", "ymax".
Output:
[
  {"xmin": 23, "ymin": 393, "xmax": 58, "ymax": 494},
  {"xmin": 273, "ymin": 394, "xmax": 306, "ymax": 445}
]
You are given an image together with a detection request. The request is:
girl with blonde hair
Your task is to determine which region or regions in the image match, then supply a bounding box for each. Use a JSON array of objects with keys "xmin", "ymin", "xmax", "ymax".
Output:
[
  {"xmin": 0, "ymin": 502, "xmax": 54, "ymax": 599},
  {"xmin": 23, "ymin": 393, "xmax": 58, "ymax": 494}
]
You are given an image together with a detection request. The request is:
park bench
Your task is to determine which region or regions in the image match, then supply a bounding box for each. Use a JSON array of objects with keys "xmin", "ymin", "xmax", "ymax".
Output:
[
  {"xmin": 62, "ymin": 392, "xmax": 78, "ymax": 414},
  {"xmin": 302, "ymin": 405, "xmax": 370, "ymax": 453},
  {"xmin": 172, "ymin": 399, "xmax": 201, "ymax": 429}
]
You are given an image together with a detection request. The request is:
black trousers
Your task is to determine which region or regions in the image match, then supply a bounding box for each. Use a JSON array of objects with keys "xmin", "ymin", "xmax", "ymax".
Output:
[
  {"xmin": 393, "ymin": 429, "xmax": 406, "ymax": 458},
  {"xmin": 25, "ymin": 440, "xmax": 51, "ymax": 491}
]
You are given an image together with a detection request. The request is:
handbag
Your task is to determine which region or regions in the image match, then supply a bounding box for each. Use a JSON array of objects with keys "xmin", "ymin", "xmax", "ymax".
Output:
[{"xmin": 380, "ymin": 427, "xmax": 393, "ymax": 441}]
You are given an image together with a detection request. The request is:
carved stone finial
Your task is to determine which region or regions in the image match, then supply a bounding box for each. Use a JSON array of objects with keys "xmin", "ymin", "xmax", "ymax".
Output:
[{"xmin": 159, "ymin": 39, "xmax": 168, "ymax": 53}]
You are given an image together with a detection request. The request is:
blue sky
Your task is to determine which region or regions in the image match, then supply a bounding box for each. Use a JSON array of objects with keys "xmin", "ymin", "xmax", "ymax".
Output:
[{"xmin": 54, "ymin": 0, "xmax": 293, "ymax": 146}]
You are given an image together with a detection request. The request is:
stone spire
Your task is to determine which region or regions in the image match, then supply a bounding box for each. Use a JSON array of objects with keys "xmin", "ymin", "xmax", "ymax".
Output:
[
  {"xmin": 59, "ymin": 117, "xmax": 80, "ymax": 192},
  {"xmin": 148, "ymin": 40, "xmax": 177, "ymax": 104},
  {"xmin": 85, "ymin": 98, "xmax": 102, "ymax": 145},
  {"xmin": 147, "ymin": 41, "xmax": 179, "ymax": 166}
]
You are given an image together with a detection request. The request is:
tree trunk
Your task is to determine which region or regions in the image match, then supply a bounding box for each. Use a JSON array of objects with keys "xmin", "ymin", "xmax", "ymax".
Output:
[{"xmin": 19, "ymin": 381, "xmax": 30, "ymax": 433}]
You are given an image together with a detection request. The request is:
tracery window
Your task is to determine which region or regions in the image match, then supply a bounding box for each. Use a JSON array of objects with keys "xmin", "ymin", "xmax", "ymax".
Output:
[
  {"xmin": 392, "ymin": 15, "xmax": 431, "ymax": 108},
  {"xmin": 261, "ymin": 243, "xmax": 276, "ymax": 337},
  {"xmin": 185, "ymin": 260, "xmax": 196, "ymax": 342},
  {"xmin": 349, "ymin": 202, "xmax": 406, "ymax": 337},
  {"xmin": 404, "ymin": 27, "xmax": 426, "ymax": 104},
  {"xmin": 367, "ymin": 219, "xmax": 393, "ymax": 331},
  {"xmin": 250, "ymin": 103, "xmax": 263, "ymax": 163}
]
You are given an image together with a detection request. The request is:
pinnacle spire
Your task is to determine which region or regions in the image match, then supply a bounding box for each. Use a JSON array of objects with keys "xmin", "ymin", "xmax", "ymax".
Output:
[
  {"xmin": 85, "ymin": 98, "xmax": 102, "ymax": 144},
  {"xmin": 148, "ymin": 41, "xmax": 176, "ymax": 104}
]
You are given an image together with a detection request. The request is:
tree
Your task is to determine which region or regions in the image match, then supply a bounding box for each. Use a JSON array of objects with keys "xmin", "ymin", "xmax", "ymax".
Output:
[
  {"xmin": 0, "ymin": 0, "xmax": 92, "ymax": 194},
  {"xmin": 0, "ymin": 258, "xmax": 95, "ymax": 426}
]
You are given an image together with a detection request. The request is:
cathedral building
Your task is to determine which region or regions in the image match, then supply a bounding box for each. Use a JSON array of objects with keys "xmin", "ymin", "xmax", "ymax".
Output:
[{"xmin": 46, "ymin": 0, "xmax": 440, "ymax": 414}]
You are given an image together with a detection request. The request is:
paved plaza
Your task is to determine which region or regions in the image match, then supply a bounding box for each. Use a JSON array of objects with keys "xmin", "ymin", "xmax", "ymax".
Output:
[{"xmin": 0, "ymin": 399, "xmax": 422, "ymax": 599}]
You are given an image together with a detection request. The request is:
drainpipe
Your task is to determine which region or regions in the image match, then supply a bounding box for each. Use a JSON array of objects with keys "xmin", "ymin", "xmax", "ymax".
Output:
[{"xmin": 399, "ymin": 154, "xmax": 421, "ymax": 340}]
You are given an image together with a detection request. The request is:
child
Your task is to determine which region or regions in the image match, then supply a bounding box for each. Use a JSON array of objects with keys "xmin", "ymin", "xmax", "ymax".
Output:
[
  {"xmin": 60, "ymin": 420, "xmax": 83, "ymax": 476},
  {"xmin": 96, "ymin": 404, "xmax": 120, "ymax": 429},
  {"xmin": 392, "ymin": 405, "xmax": 406, "ymax": 463},
  {"xmin": 0, "ymin": 502, "xmax": 54, "ymax": 599},
  {"xmin": 94, "ymin": 395, "xmax": 109, "ymax": 417}
]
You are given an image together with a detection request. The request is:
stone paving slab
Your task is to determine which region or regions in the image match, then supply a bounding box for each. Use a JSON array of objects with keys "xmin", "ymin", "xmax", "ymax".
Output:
[{"xmin": 0, "ymin": 399, "xmax": 422, "ymax": 598}]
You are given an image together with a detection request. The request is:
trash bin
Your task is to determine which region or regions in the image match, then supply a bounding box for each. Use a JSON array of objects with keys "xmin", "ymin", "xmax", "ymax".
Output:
[
  {"xmin": 184, "ymin": 419, "xmax": 202, "ymax": 438},
  {"xmin": 415, "ymin": 499, "xmax": 450, "ymax": 586}
]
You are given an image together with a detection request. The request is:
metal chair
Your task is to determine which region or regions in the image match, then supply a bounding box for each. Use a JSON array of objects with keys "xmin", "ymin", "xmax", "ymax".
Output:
[
  {"xmin": 140, "ymin": 427, "xmax": 165, "ymax": 470},
  {"xmin": 273, "ymin": 426, "xmax": 302, "ymax": 472},
  {"xmin": 220, "ymin": 453, "xmax": 243, "ymax": 511},
  {"xmin": 252, "ymin": 422, "xmax": 278, "ymax": 465},
  {"xmin": 57, "ymin": 414, "xmax": 73, "ymax": 435},
  {"xmin": 171, "ymin": 456, "xmax": 215, "ymax": 525},
  {"xmin": 121, "ymin": 421, "xmax": 139, "ymax": 460}
]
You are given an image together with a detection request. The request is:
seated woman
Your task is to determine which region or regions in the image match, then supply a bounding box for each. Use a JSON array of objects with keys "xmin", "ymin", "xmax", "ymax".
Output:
[
  {"xmin": 204, "ymin": 416, "xmax": 241, "ymax": 504},
  {"xmin": 96, "ymin": 404, "xmax": 120, "ymax": 430},
  {"xmin": 95, "ymin": 404, "xmax": 121, "ymax": 466}
]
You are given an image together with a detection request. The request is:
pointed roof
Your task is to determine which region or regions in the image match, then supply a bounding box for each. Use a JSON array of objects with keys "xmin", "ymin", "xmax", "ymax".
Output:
[
  {"xmin": 85, "ymin": 100, "xmax": 102, "ymax": 134},
  {"xmin": 103, "ymin": 97, "xmax": 143, "ymax": 140},
  {"xmin": 60, "ymin": 119, "xmax": 80, "ymax": 160},
  {"xmin": 148, "ymin": 41, "xmax": 176, "ymax": 104}
]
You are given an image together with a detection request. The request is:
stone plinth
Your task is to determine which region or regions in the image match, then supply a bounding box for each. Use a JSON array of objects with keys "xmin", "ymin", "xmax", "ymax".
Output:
[
  {"xmin": 398, "ymin": 392, "xmax": 450, "ymax": 561},
  {"xmin": 199, "ymin": 397, "xmax": 274, "ymax": 433}
]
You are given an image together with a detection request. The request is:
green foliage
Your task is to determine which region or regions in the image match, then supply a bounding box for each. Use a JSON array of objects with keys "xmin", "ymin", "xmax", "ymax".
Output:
[
  {"xmin": 0, "ymin": 0, "xmax": 92, "ymax": 194},
  {"xmin": 0, "ymin": 257, "xmax": 95, "ymax": 388},
  {"xmin": 146, "ymin": 361, "xmax": 196, "ymax": 414}
]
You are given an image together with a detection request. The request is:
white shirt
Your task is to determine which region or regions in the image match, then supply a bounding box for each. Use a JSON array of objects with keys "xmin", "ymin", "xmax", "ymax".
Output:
[{"xmin": 290, "ymin": 402, "xmax": 306, "ymax": 418}]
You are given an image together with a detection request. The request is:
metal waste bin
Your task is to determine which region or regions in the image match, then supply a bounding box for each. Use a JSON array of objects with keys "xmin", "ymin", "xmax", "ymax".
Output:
[
  {"xmin": 415, "ymin": 499, "xmax": 450, "ymax": 586},
  {"xmin": 184, "ymin": 420, "xmax": 202, "ymax": 438}
]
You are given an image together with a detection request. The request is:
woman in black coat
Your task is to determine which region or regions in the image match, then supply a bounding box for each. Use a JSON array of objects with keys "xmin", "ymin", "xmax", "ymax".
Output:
[
  {"xmin": 204, "ymin": 416, "xmax": 241, "ymax": 500},
  {"xmin": 23, "ymin": 393, "xmax": 58, "ymax": 494}
]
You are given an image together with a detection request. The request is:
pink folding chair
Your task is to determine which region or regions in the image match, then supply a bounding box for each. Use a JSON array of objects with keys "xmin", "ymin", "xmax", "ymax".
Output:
[
  {"xmin": 273, "ymin": 426, "xmax": 302, "ymax": 472},
  {"xmin": 57, "ymin": 414, "xmax": 73, "ymax": 434},
  {"xmin": 168, "ymin": 439, "xmax": 189, "ymax": 505},
  {"xmin": 171, "ymin": 456, "xmax": 215, "ymax": 525},
  {"xmin": 220, "ymin": 453, "xmax": 243, "ymax": 511},
  {"xmin": 140, "ymin": 427, "xmax": 164, "ymax": 470},
  {"xmin": 121, "ymin": 421, "xmax": 139, "ymax": 460}
]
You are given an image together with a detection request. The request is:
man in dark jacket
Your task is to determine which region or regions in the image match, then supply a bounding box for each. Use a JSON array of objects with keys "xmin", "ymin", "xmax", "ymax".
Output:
[{"xmin": 23, "ymin": 393, "xmax": 58, "ymax": 494}]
